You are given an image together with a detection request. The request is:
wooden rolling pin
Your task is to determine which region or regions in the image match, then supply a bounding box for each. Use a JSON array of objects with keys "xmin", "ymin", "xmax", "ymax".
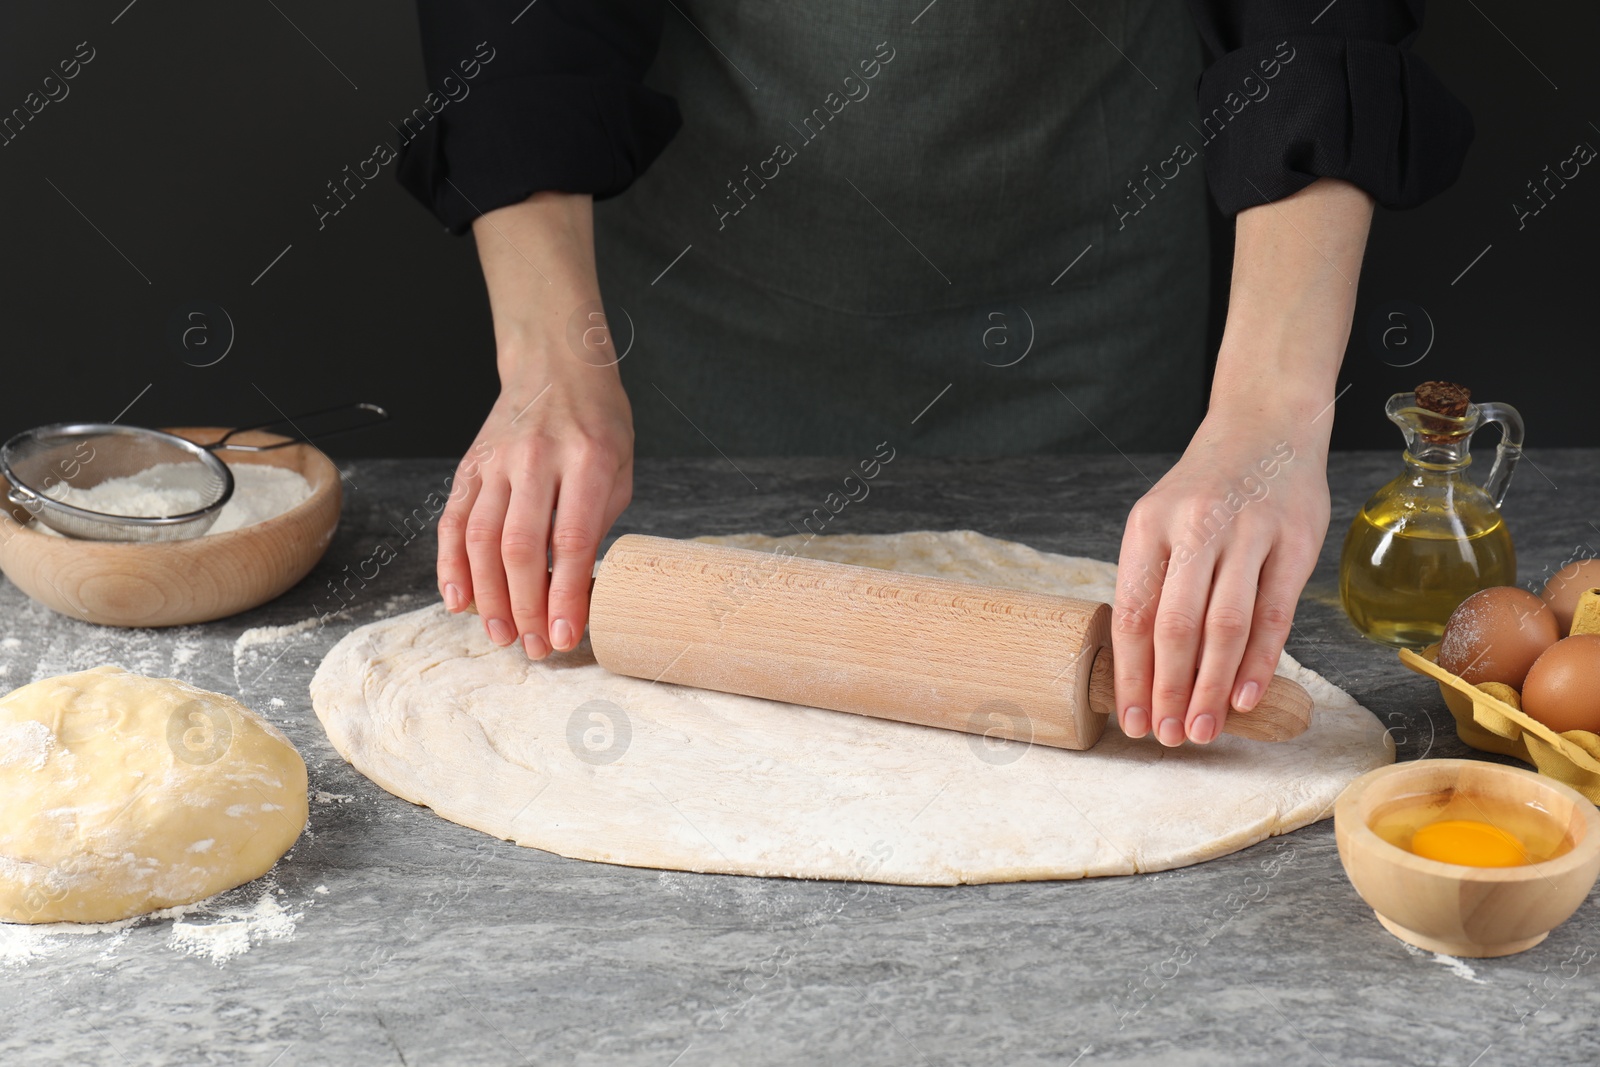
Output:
[{"xmin": 580, "ymin": 535, "xmax": 1312, "ymax": 751}]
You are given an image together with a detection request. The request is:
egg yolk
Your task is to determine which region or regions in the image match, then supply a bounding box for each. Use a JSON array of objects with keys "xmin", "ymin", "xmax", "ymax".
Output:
[{"xmin": 1409, "ymin": 819, "xmax": 1529, "ymax": 867}]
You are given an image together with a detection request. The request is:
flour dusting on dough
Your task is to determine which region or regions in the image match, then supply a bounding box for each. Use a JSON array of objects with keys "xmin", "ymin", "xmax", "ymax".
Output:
[{"xmin": 0, "ymin": 721, "xmax": 53, "ymax": 770}]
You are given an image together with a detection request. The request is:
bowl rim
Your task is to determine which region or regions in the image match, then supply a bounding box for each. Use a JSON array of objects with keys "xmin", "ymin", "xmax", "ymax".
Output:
[{"xmin": 1336, "ymin": 757, "xmax": 1600, "ymax": 883}]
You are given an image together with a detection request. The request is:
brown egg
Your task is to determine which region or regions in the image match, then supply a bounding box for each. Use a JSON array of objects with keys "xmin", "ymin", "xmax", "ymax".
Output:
[
  {"xmin": 1522, "ymin": 634, "xmax": 1600, "ymax": 734},
  {"xmin": 1437, "ymin": 587, "xmax": 1561, "ymax": 688},
  {"xmin": 1540, "ymin": 559, "xmax": 1600, "ymax": 636}
]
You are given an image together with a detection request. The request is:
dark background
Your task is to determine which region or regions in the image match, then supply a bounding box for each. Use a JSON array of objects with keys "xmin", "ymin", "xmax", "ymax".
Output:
[{"xmin": 0, "ymin": 1, "xmax": 1594, "ymax": 461}]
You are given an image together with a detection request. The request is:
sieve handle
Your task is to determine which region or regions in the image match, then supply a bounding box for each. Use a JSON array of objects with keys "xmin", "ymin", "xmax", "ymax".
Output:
[{"xmin": 202, "ymin": 402, "xmax": 389, "ymax": 452}]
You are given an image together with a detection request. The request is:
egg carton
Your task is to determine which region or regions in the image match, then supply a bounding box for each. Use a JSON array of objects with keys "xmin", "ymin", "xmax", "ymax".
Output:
[{"xmin": 1399, "ymin": 590, "xmax": 1600, "ymax": 805}]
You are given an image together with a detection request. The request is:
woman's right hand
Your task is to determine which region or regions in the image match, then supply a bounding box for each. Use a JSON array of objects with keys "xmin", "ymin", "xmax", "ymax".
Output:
[{"xmin": 437, "ymin": 190, "xmax": 633, "ymax": 659}]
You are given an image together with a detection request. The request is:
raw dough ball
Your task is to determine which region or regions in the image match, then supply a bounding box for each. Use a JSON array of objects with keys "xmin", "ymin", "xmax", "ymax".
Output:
[{"xmin": 0, "ymin": 666, "xmax": 307, "ymax": 924}]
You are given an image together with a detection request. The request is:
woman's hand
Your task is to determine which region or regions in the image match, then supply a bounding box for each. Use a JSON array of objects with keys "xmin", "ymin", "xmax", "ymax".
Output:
[
  {"xmin": 1113, "ymin": 177, "xmax": 1373, "ymax": 746},
  {"xmin": 1112, "ymin": 406, "xmax": 1330, "ymax": 746},
  {"xmin": 436, "ymin": 190, "xmax": 634, "ymax": 658},
  {"xmin": 439, "ymin": 361, "xmax": 633, "ymax": 658}
]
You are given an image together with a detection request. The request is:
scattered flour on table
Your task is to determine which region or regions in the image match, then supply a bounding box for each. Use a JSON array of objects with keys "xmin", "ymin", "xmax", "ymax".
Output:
[
  {"xmin": 37, "ymin": 463, "xmax": 310, "ymax": 534},
  {"xmin": 22, "ymin": 617, "xmax": 186, "ymax": 687},
  {"xmin": 1402, "ymin": 942, "xmax": 1487, "ymax": 984},
  {"xmin": 314, "ymin": 792, "xmax": 354, "ymax": 804},
  {"xmin": 167, "ymin": 890, "xmax": 299, "ymax": 964},
  {"xmin": 234, "ymin": 617, "xmax": 323, "ymax": 654},
  {"xmin": 95, "ymin": 928, "xmax": 132, "ymax": 962},
  {"xmin": 0, "ymin": 878, "xmax": 309, "ymax": 968},
  {"xmin": 1430, "ymin": 953, "xmax": 1486, "ymax": 983},
  {"xmin": 169, "ymin": 631, "xmax": 203, "ymax": 671},
  {"xmin": 233, "ymin": 616, "xmax": 330, "ymax": 690}
]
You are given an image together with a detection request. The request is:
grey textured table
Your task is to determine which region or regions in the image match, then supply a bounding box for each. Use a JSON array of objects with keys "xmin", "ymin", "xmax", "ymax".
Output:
[{"xmin": 4, "ymin": 452, "xmax": 1598, "ymax": 1067}]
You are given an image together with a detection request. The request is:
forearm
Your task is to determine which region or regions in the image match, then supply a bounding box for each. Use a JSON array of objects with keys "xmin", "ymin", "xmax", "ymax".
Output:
[
  {"xmin": 1207, "ymin": 177, "xmax": 1375, "ymax": 445},
  {"xmin": 471, "ymin": 191, "xmax": 606, "ymax": 382},
  {"xmin": 447, "ymin": 190, "xmax": 635, "ymax": 657}
]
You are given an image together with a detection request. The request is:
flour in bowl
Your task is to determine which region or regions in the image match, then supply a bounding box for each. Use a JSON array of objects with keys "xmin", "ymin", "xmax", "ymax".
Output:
[{"xmin": 208, "ymin": 465, "xmax": 314, "ymax": 533}]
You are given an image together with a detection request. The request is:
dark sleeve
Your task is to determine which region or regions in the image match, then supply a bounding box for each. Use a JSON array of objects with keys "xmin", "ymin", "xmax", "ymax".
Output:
[
  {"xmin": 1183, "ymin": 0, "xmax": 1473, "ymax": 214},
  {"xmin": 396, "ymin": 0, "xmax": 681, "ymax": 234}
]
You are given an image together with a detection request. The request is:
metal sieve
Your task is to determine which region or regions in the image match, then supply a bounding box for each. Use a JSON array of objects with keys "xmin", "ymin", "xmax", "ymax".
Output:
[{"xmin": 1, "ymin": 402, "xmax": 387, "ymax": 542}]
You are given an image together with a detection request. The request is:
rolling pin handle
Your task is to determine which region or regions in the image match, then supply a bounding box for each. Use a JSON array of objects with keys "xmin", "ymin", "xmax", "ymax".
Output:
[{"xmin": 1086, "ymin": 647, "xmax": 1312, "ymax": 743}]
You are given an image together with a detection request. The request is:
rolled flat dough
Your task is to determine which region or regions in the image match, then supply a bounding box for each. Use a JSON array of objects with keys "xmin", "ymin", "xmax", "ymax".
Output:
[
  {"xmin": 0, "ymin": 667, "xmax": 308, "ymax": 923},
  {"xmin": 311, "ymin": 531, "xmax": 1393, "ymax": 884}
]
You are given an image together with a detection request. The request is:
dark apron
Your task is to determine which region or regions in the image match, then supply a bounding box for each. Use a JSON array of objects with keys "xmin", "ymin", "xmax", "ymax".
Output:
[{"xmin": 595, "ymin": 0, "xmax": 1208, "ymax": 457}]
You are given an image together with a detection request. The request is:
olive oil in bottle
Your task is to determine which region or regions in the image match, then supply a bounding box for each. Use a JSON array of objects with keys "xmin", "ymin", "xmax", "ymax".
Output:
[{"xmin": 1339, "ymin": 383, "xmax": 1524, "ymax": 647}]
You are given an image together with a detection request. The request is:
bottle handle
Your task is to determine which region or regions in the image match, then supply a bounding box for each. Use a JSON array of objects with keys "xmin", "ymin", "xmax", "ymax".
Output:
[{"xmin": 1474, "ymin": 401, "xmax": 1524, "ymax": 508}]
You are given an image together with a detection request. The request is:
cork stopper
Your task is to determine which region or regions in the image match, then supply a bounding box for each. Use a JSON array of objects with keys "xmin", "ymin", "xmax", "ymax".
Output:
[{"xmin": 1414, "ymin": 380, "xmax": 1472, "ymax": 442}]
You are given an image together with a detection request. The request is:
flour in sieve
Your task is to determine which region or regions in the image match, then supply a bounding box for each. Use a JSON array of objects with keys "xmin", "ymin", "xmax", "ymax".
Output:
[{"xmin": 38, "ymin": 462, "xmax": 311, "ymax": 534}]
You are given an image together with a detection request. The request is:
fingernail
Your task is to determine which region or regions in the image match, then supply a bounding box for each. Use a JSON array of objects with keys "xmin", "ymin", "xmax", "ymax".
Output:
[
  {"xmin": 443, "ymin": 584, "xmax": 464, "ymax": 613},
  {"xmin": 486, "ymin": 618, "xmax": 514, "ymax": 645},
  {"xmin": 1234, "ymin": 680, "xmax": 1261, "ymax": 713},
  {"xmin": 1189, "ymin": 714, "xmax": 1217, "ymax": 745},
  {"xmin": 523, "ymin": 633, "xmax": 548, "ymax": 659},
  {"xmin": 1123, "ymin": 706, "xmax": 1150, "ymax": 737},
  {"xmin": 1157, "ymin": 718, "xmax": 1186, "ymax": 747},
  {"xmin": 550, "ymin": 618, "xmax": 574, "ymax": 651}
]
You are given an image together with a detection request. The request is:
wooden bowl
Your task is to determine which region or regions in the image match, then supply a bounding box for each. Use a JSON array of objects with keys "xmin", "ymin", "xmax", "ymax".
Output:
[
  {"xmin": 0, "ymin": 428, "xmax": 340, "ymax": 628},
  {"xmin": 1335, "ymin": 759, "xmax": 1600, "ymax": 957}
]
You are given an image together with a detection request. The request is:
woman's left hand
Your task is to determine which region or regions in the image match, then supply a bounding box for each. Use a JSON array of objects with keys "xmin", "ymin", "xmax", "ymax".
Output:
[
  {"xmin": 1113, "ymin": 177, "xmax": 1373, "ymax": 746},
  {"xmin": 1111, "ymin": 403, "xmax": 1333, "ymax": 746}
]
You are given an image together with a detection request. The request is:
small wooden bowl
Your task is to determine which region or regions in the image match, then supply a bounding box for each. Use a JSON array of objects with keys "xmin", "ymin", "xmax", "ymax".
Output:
[
  {"xmin": 0, "ymin": 428, "xmax": 340, "ymax": 628},
  {"xmin": 1335, "ymin": 759, "xmax": 1600, "ymax": 957}
]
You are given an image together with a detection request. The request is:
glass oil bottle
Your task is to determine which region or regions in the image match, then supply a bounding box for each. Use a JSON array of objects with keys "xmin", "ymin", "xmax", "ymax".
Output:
[{"xmin": 1339, "ymin": 383, "xmax": 1524, "ymax": 647}]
